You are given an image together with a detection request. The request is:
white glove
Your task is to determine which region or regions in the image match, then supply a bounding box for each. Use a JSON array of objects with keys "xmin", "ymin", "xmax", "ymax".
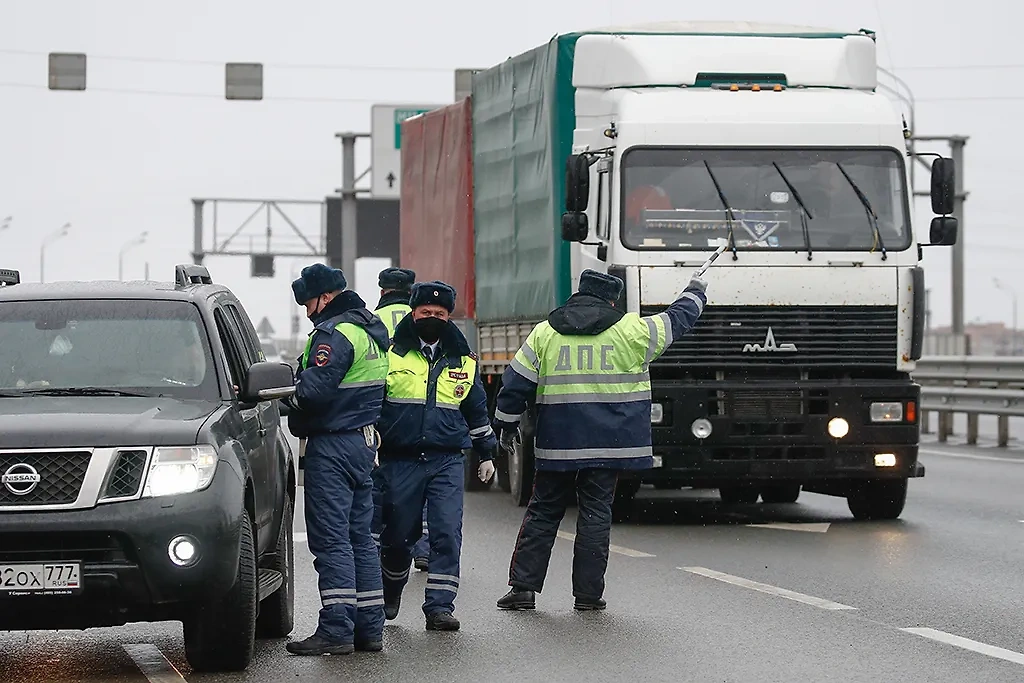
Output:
[
  {"xmin": 688, "ymin": 272, "xmax": 708, "ymax": 293},
  {"xmin": 477, "ymin": 459, "xmax": 496, "ymax": 483}
]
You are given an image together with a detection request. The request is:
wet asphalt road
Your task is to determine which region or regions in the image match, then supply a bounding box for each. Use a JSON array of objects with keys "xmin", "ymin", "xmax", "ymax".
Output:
[{"xmin": 2, "ymin": 419, "xmax": 1024, "ymax": 683}]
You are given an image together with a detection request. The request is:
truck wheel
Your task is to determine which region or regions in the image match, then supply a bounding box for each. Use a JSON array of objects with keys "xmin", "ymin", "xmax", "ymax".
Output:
[
  {"xmin": 847, "ymin": 479, "xmax": 907, "ymax": 520},
  {"xmin": 612, "ymin": 480, "xmax": 640, "ymax": 523},
  {"xmin": 761, "ymin": 484, "xmax": 801, "ymax": 504},
  {"xmin": 496, "ymin": 451, "xmax": 512, "ymax": 493},
  {"xmin": 256, "ymin": 495, "xmax": 294, "ymax": 638},
  {"xmin": 508, "ymin": 410, "xmax": 536, "ymax": 507},
  {"xmin": 184, "ymin": 510, "xmax": 257, "ymax": 672},
  {"xmin": 719, "ymin": 486, "xmax": 759, "ymax": 504}
]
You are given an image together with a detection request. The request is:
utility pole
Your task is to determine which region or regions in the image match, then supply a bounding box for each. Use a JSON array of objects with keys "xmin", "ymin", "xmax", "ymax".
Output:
[{"xmin": 333, "ymin": 132, "xmax": 369, "ymax": 279}]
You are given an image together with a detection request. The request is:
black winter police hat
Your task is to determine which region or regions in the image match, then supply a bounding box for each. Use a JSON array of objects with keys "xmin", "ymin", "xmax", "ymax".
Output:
[
  {"xmin": 410, "ymin": 280, "xmax": 456, "ymax": 313},
  {"xmin": 292, "ymin": 263, "xmax": 347, "ymax": 305},
  {"xmin": 578, "ymin": 269, "xmax": 624, "ymax": 302},
  {"xmin": 378, "ymin": 267, "xmax": 416, "ymax": 291}
]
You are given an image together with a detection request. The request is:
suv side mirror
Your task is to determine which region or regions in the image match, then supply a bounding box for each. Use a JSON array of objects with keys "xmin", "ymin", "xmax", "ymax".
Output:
[
  {"xmin": 565, "ymin": 154, "xmax": 590, "ymax": 212},
  {"xmin": 929, "ymin": 216, "xmax": 958, "ymax": 246},
  {"xmin": 240, "ymin": 361, "xmax": 295, "ymax": 403},
  {"xmin": 930, "ymin": 157, "xmax": 955, "ymax": 215}
]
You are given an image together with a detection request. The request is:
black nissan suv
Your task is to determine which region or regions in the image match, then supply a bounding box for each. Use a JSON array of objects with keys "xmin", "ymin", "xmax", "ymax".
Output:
[{"xmin": 0, "ymin": 265, "xmax": 296, "ymax": 673}]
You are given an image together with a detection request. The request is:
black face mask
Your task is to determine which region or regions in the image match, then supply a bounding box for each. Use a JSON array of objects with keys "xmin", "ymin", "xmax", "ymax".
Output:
[
  {"xmin": 414, "ymin": 317, "xmax": 446, "ymax": 344},
  {"xmin": 307, "ymin": 295, "xmax": 325, "ymax": 321}
]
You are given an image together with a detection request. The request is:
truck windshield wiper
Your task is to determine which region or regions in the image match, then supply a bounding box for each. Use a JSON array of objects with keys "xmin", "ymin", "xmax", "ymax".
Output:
[
  {"xmin": 836, "ymin": 162, "xmax": 887, "ymax": 261},
  {"xmin": 772, "ymin": 162, "xmax": 814, "ymax": 261},
  {"xmin": 20, "ymin": 387, "xmax": 153, "ymax": 397},
  {"xmin": 702, "ymin": 161, "xmax": 739, "ymax": 261}
]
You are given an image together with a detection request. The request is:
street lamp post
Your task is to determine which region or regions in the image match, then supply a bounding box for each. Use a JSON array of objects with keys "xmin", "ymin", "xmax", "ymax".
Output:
[
  {"xmin": 40, "ymin": 222, "xmax": 71, "ymax": 283},
  {"xmin": 994, "ymin": 279, "xmax": 1019, "ymax": 355},
  {"xmin": 118, "ymin": 231, "xmax": 149, "ymax": 280}
]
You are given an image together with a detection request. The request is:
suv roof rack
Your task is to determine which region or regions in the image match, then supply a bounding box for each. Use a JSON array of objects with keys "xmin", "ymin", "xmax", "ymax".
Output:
[
  {"xmin": 175, "ymin": 264, "xmax": 213, "ymax": 287},
  {"xmin": 0, "ymin": 269, "xmax": 21, "ymax": 286}
]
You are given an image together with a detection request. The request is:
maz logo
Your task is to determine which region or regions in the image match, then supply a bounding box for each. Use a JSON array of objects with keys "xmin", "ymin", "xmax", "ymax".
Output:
[{"xmin": 742, "ymin": 327, "xmax": 797, "ymax": 353}]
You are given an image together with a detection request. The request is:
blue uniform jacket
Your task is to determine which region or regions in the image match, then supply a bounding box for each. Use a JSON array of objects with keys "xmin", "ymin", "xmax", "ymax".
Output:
[
  {"xmin": 377, "ymin": 316, "xmax": 497, "ymax": 460},
  {"xmin": 288, "ymin": 291, "xmax": 391, "ymax": 438}
]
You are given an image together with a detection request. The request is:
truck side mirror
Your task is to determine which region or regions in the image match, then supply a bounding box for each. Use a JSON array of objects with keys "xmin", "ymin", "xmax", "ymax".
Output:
[
  {"xmin": 565, "ymin": 154, "xmax": 590, "ymax": 212},
  {"xmin": 561, "ymin": 212, "xmax": 589, "ymax": 242},
  {"xmin": 930, "ymin": 157, "xmax": 955, "ymax": 215},
  {"xmin": 929, "ymin": 216, "xmax": 958, "ymax": 246}
]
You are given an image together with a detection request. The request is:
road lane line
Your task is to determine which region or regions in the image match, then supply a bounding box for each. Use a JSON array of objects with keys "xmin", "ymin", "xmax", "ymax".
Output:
[
  {"xmin": 123, "ymin": 644, "xmax": 186, "ymax": 682},
  {"xmin": 920, "ymin": 448, "xmax": 1024, "ymax": 464},
  {"xmin": 294, "ymin": 531, "xmax": 307, "ymax": 543},
  {"xmin": 745, "ymin": 522, "xmax": 831, "ymax": 533},
  {"xmin": 556, "ymin": 530, "xmax": 655, "ymax": 558},
  {"xmin": 900, "ymin": 627, "xmax": 1024, "ymax": 666},
  {"xmin": 681, "ymin": 567, "xmax": 857, "ymax": 611}
]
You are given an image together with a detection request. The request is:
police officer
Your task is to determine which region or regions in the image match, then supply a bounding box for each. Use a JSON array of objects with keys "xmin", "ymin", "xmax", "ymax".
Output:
[
  {"xmin": 285, "ymin": 263, "xmax": 391, "ymax": 655},
  {"xmin": 371, "ymin": 266, "xmax": 431, "ymax": 570},
  {"xmin": 376, "ymin": 280, "xmax": 497, "ymax": 631},
  {"xmin": 493, "ymin": 269, "xmax": 708, "ymax": 611}
]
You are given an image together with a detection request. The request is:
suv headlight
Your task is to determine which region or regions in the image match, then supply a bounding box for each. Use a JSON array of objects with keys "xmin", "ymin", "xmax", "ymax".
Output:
[{"xmin": 142, "ymin": 446, "xmax": 218, "ymax": 497}]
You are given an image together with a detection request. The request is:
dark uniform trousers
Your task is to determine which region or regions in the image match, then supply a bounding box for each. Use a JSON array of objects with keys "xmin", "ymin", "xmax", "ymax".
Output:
[{"xmin": 508, "ymin": 469, "xmax": 618, "ymax": 601}]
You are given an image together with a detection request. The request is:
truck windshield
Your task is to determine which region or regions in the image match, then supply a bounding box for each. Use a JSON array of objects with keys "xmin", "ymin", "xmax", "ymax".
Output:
[
  {"xmin": 620, "ymin": 147, "xmax": 910, "ymax": 252},
  {"xmin": 0, "ymin": 299, "xmax": 219, "ymax": 400}
]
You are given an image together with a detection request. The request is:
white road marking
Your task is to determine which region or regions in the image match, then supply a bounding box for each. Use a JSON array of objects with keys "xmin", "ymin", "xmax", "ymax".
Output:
[
  {"xmin": 681, "ymin": 567, "xmax": 857, "ymax": 611},
  {"xmin": 123, "ymin": 644, "xmax": 186, "ymax": 682},
  {"xmin": 745, "ymin": 522, "xmax": 831, "ymax": 533},
  {"xmin": 294, "ymin": 531, "xmax": 307, "ymax": 543},
  {"xmin": 901, "ymin": 627, "xmax": 1024, "ymax": 666},
  {"xmin": 920, "ymin": 448, "xmax": 1024, "ymax": 464},
  {"xmin": 556, "ymin": 530, "xmax": 655, "ymax": 558}
]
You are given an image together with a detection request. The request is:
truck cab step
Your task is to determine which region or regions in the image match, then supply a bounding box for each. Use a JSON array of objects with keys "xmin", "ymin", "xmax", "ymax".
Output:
[{"xmin": 257, "ymin": 569, "xmax": 284, "ymax": 601}]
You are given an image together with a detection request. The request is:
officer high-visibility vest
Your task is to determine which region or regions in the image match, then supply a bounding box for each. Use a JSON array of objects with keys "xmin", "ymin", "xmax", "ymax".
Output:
[
  {"xmin": 376, "ymin": 302, "xmax": 411, "ymax": 341},
  {"xmin": 386, "ymin": 348, "xmax": 477, "ymax": 411},
  {"xmin": 301, "ymin": 320, "xmax": 389, "ymax": 391}
]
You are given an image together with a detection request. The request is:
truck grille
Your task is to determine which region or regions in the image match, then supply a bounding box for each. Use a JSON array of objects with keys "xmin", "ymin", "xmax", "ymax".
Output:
[
  {"xmin": 102, "ymin": 450, "xmax": 148, "ymax": 499},
  {"xmin": 0, "ymin": 451, "xmax": 92, "ymax": 506},
  {"xmin": 642, "ymin": 305, "xmax": 898, "ymax": 369}
]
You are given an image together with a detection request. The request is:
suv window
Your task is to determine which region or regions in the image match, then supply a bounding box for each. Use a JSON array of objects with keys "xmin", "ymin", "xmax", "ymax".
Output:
[
  {"xmin": 213, "ymin": 308, "xmax": 248, "ymax": 393},
  {"xmin": 225, "ymin": 302, "xmax": 261, "ymax": 364},
  {"xmin": 0, "ymin": 299, "xmax": 218, "ymax": 399}
]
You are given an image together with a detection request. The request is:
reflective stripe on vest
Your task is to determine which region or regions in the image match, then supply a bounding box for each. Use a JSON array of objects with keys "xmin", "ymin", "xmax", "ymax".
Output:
[
  {"xmin": 376, "ymin": 303, "xmax": 411, "ymax": 341},
  {"xmin": 512, "ymin": 312, "xmax": 674, "ymax": 405},
  {"xmin": 386, "ymin": 349, "xmax": 477, "ymax": 411},
  {"xmin": 301, "ymin": 322, "xmax": 388, "ymax": 390}
]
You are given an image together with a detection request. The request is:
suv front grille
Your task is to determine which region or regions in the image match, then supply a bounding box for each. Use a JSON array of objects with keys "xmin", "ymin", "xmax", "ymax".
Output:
[
  {"xmin": 102, "ymin": 450, "xmax": 148, "ymax": 499},
  {"xmin": 641, "ymin": 305, "xmax": 898, "ymax": 369},
  {"xmin": 0, "ymin": 451, "xmax": 92, "ymax": 506}
]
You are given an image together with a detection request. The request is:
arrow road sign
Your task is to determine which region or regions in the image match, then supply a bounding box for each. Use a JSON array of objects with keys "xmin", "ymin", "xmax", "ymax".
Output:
[{"xmin": 371, "ymin": 103, "xmax": 443, "ymax": 198}]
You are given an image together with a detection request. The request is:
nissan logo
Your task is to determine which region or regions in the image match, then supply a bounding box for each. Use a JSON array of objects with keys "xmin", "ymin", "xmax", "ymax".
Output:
[{"xmin": 2, "ymin": 463, "xmax": 41, "ymax": 496}]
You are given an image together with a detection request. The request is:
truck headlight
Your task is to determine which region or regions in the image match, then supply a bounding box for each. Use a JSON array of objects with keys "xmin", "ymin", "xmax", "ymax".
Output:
[
  {"xmin": 870, "ymin": 402, "xmax": 904, "ymax": 422},
  {"xmin": 143, "ymin": 446, "xmax": 218, "ymax": 498},
  {"xmin": 651, "ymin": 403, "xmax": 664, "ymax": 424}
]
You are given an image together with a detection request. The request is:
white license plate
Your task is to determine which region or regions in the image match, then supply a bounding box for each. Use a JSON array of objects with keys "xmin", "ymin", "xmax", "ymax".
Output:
[{"xmin": 0, "ymin": 563, "xmax": 81, "ymax": 594}]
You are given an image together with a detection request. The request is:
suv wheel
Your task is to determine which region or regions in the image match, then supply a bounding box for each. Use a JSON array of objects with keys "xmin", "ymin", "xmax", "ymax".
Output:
[
  {"xmin": 257, "ymin": 494, "xmax": 295, "ymax": 638},
  {"xmin": 183, "ymin": 511, "xmax": 258, "ymax": 672}
]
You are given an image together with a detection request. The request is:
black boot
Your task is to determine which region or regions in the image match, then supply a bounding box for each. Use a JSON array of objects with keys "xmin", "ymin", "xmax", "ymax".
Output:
[
  {"xmin": 573, "ymin": 596, "xmax": 607, "ymax": 611},
  {"xmin": 384, "ymin": 594, "xmax": 401, "ymax": 620},
  {"xmin": 414, "ymin": 557, "xmax": 429, "ymax": 572},
  {"xmin": 425, "ymin": 611, "xmax": 461, "ymax": 631},
  {"xmin": 285, "ymin": 634, "xmax": 354, "ymax": 656},
  {"xmin": 355, "ymin": 640, "xmax": 383, "ymax": 652},
  {"xmin": 497, "ymin": 588, "xmax": 536, "ymax": 610}
]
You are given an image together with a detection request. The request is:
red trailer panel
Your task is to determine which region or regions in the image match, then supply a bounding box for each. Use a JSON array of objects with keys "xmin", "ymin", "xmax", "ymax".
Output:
[{"xmin": 399, "ymin": 97, "xmax": 475, "ymax": 319}]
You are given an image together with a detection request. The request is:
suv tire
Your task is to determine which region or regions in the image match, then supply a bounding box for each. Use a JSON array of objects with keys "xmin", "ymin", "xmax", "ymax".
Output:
[
  {"xmin": 183, "ymin": 510, "xmax": 258, "ymax": 672},
  {"xmin": 256, "ymin": 494, "xmax": 295, "ymax": 638}
]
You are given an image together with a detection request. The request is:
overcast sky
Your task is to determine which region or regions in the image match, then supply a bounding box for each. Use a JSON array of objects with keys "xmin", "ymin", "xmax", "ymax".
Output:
[{"xmin": 2, "ymin": 0, "xmax": 1020, "ymax": 338}]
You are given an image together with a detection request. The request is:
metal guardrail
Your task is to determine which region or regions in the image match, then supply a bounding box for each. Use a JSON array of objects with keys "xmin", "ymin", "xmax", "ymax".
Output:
[{"xmin": 914, "ymin": 356, "xmax": 1024, "ymax": 447}]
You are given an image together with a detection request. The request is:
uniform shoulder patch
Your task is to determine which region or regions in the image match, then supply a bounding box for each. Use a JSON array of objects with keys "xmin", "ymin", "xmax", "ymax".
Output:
[
  {"xmin": 314, "ymin": 343, "xmax": 331, "ymax": 367},
  {"xmin": 468, "ymin": 351, "xmax": 478, "ymax": 361}
]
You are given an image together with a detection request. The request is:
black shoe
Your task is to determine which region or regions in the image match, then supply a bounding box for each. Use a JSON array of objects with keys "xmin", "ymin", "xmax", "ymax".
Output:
[
  {"xmin": 497, "ymin": 588, "xmax": 536, "ymax": 611},
  {"xmin": 574, "ymin": 597, "xmax": 607, "ymax": 611},
  {"xmin": 384, "ymin": 595, "xmax": 401, "ymax": 620},
  {"xmin": 414, "ymin": 557, "xmax": 429, "ymax": 572},
  {"xmin": 355, "ymin": 640, "xmax": 383, "ymax": 652},
  {"xmin": 425, "ymin": 611, "xmax": 461, "ymax": 631},
  {"xmin": 285, "ymin": 634, "xmax": 354, "ymax": 656}
]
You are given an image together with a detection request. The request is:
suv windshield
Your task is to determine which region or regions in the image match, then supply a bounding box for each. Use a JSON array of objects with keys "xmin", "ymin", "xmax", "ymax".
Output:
[
  {"xmin": 621, "ymin": 147, "xmax": 910, "ymax": 252},
  {"xmin": 0, "ymin": 299, "xmax": 219, "ymax": 399}
]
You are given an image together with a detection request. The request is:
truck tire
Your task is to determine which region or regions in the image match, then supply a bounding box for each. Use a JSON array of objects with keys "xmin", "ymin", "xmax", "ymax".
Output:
[
  {"xmin": 508, "ymin": 409, "xmax": 536, "ymax": 507},
  {"xmin": 611, "ymin": 480, "xmax": 640, "ymax": 523},
  {"xmin": 761, "ymin": 484, "xmax": 801, "ymax": 504},
  {"xmin": 184, "ymin": 511, "xmax": 257, "ymax": 672},
  {"xmin": 256, "ymin": 495, "xmax": 294, "ymax": 639},
  {"xmin": 847, "ymin": 479, "xmax": 907, "ymax": 520},
  {"xmin": 464, "ymin": 449, "xmax": 491, "ymax": 492},
  {"xmin": 719, "ymin": 486, "xmax": 759, "ymax": 505},
  {"xmin": 496, "ymin": 451, "xmax": 512, "ymax": 493}
]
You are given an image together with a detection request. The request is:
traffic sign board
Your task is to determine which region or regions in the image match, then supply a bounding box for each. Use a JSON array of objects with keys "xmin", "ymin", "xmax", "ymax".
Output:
[
  {"xmin": 256, "ymin": 316, "xmax": 275, "ymax": 338},
  {"xmin": 371, "ymin": 104, "xmax": 443, "ymax": 198}
]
